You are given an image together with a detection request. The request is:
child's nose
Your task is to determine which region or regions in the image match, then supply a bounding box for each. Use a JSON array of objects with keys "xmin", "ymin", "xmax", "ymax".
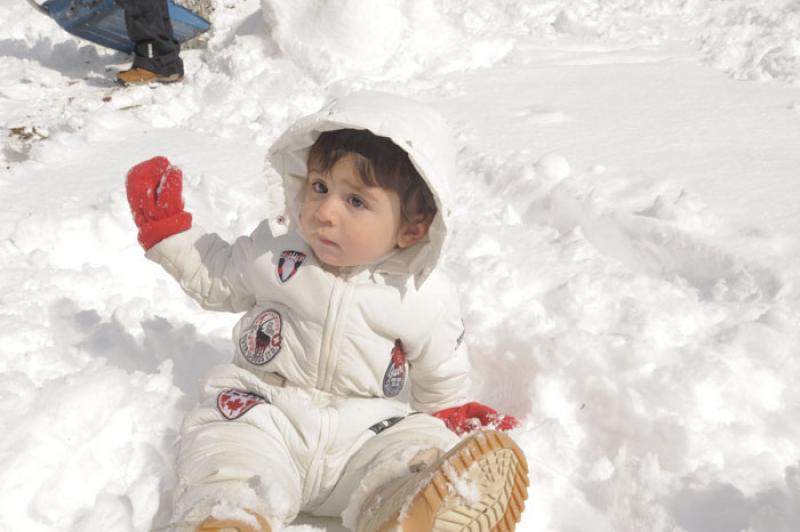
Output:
[{"xmin": 315, "ymin": 197, "xmax": 339, "ymax": 224}]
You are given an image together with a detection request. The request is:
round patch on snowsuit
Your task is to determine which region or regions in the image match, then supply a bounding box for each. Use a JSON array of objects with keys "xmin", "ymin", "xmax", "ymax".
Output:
[
  {"xmin": 277, "ymin": 250, "xmax": 306, "ymax": 283},
  {"xmin": 382, "ymin": 339, "xmax": 407, "ymax": 397},
  {"xmin": 217, "ymin": 389, "xmax": 268, "ymax": 420},
  {"xmin": 239, "ymin": 309, "xmax": 282, "ymax": 365}
]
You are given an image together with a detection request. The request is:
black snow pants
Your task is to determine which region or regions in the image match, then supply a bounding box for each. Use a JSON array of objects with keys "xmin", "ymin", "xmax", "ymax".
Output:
[{"xmin": 119, "ymin": 0, "xmax": 183, "ymax": 75}]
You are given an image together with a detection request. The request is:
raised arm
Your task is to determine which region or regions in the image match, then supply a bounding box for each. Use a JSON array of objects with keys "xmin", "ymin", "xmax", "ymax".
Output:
[{"xmin": 126, "ymin": 156, "xmax": 256, "ymax": 312}]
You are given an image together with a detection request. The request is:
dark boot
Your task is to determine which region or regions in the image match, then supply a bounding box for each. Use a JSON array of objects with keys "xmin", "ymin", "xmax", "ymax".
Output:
[{"xmin": 117, "ymin": 0, "xmax": 184, "ymax": 84}]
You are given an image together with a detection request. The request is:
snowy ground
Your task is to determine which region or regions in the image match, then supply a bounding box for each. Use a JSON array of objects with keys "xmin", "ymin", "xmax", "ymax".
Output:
[{"xmin": 2, "ymin": 0, "xmax": 800, "ymax": 531}]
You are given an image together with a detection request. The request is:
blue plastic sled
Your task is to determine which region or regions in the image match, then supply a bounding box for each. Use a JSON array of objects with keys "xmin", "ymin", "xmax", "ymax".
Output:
[{"xmin": 27, "ymin": 0, "xmax": 210, "ymax": 53}]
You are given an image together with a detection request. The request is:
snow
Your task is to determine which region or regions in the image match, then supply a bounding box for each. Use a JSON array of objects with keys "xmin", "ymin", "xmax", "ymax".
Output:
[
  {"xmin": 1, "ymin": 0, "xmax": 800, "ymax": 530},
  {"xmin": 447, "ymin": 463, "xmax": 482, "ymax": 508}
]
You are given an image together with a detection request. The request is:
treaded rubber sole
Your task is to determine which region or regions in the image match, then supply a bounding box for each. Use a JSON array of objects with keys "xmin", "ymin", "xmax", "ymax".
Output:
[{"xmin": 378, "ymin": 430, "xmax": 529, "ymax": 532}]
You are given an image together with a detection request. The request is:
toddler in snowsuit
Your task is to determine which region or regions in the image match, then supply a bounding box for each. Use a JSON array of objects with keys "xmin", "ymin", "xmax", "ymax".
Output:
[{"xmin": 126, "ymin": 92, "xmax": 529, "ymax": 531}]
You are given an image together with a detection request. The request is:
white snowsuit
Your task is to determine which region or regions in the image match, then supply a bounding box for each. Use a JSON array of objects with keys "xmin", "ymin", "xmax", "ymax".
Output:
[{"xmin": 147, "ymin": 92, "xmax": 470, "ymax": 527}]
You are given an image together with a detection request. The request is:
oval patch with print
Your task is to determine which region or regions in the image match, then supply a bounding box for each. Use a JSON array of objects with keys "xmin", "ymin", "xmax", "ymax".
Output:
[
  {"xmin": 239, "ymin": 309, "xmax": 282, "ymax": 365},
  {"xmin": 217, "ymin": 389, "xmax": 268, "ymax": 420},
  {"xmin": 382, "ymin": 339, "xmax": 407, "ymax": 397},
  {"xmin": 277, "ymin": 250, "xmax": 306, "ymax": 283}
]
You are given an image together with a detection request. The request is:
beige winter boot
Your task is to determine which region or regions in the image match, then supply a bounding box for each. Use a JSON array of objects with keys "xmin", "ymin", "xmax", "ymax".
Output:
[
  {"xmin": 195, "ymin": 509, "xmax": 271, "ymax": 532},
  {"xmin": 116, "ymin": 67, "xmax": 183, "ymax": 85},
  {"xmin": 357, "ymin": 430, "xmax": 529, "ymax": 532}
]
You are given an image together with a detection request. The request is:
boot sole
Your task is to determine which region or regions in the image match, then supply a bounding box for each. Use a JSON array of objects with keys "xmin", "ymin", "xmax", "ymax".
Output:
[
  {"xmin": 116, "ymin": 74, "xmax": 184, "ymax": 86},
  {"xmin": 379, "ymin": 430, "xmax": 529, "ymax": 532}
]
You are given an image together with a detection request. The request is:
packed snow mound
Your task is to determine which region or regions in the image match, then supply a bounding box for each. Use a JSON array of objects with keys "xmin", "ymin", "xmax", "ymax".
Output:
[
  {"xmin": 259, "ymin": 0, "xmax": 702, "ymax": 80},
  {"xmin": 260, "ymin": 0, "xmax": 800, "ymax": 85},
  {"xmin": 260, "ymin": 0, "xmax": 512, "ymax": 79},
  {"xmin": 0, "ymin": 354, "xmax": 181, "ymax": 532},
  {"xmin": 700, "ymin": 0, "xmax": 800, "ymax": 84},
  {"xmin": 261, "ymin": 0, "xmax": 408, "ymax": 79}
]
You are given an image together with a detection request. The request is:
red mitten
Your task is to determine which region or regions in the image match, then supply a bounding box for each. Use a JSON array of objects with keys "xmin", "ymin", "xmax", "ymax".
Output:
[
  {"xmin": 433, "ymin": 401, "xmax": 520, "ymax": 435},
  {"xmin": 126, "ymin": 156, "xmax": 192, "ymax": 250}
]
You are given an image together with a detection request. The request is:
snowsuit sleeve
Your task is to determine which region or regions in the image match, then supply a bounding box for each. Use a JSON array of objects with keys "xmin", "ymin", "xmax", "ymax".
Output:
[
  {"xmin": 409, "ymin": 282, "xmax": 471, "ymax": 413},
  {"xmin": 144, "ymin": 225, "xmax": 259, "ymax": 313}
]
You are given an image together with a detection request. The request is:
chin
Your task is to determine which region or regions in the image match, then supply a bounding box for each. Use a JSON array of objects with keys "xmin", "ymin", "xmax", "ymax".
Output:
[{"xmin": 312, "ymin": 248, "xmax": 344, "ymax": 268}]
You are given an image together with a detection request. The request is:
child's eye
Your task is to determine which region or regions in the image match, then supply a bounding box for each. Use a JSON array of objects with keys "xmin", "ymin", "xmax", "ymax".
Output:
[
  {"xmin": 348, "ymin": 195, "xmax": 365, "ymax": 209},
  {"xmin": 311, "ymin": 180, "xmax": 328, "ymax": 194}
]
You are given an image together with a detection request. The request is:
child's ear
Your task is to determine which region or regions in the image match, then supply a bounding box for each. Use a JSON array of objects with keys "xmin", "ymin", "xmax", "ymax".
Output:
[{"xmin": 397, "ymin": 214, "xmax": 432, "ymax": 249}]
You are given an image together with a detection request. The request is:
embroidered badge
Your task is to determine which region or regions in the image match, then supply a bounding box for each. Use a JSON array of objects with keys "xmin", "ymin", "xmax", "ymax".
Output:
[
  {"xmin": 217, "ymin": 389, "xmax": 268, "ymax": 420},
  {"xmin": 382, "ymin": 339, "xmax": 407, "ymax": 397},
  {"xmin": 239, "ymin": 309, "xmax": 282, "ymax": 365},
  {"xmin": 277, "ymin": 250, "xmax": 306, "ymax": 283}
]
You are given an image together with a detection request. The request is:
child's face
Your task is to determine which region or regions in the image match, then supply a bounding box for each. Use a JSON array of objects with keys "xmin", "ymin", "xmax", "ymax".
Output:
[{"xmin": 300, "ymin": 153, "xmax": 426, "ymax": 268}]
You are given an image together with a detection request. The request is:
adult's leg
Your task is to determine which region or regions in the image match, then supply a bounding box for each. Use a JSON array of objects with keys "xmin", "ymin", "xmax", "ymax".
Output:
[{"xmin": 119, "ymin": 0, "xmax": 183, "ymax": 75}]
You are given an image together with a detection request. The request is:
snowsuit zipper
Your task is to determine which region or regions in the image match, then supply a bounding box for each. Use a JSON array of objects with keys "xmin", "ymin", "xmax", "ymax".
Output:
[{"xmin": 317, "ymin": 277, "xmax": 354, "ymax": 392}]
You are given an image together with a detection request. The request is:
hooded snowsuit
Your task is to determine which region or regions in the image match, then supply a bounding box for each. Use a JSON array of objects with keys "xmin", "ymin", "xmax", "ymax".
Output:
[{"xmin": 148, "ymin": 92, "xmax": 470, "ymax": 527}]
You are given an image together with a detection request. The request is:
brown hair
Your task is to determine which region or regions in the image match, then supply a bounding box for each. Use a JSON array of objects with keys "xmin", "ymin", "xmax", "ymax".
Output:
[{"xmin": 307, "ymin": 129, "xmax": 437, "ymax": 225}]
